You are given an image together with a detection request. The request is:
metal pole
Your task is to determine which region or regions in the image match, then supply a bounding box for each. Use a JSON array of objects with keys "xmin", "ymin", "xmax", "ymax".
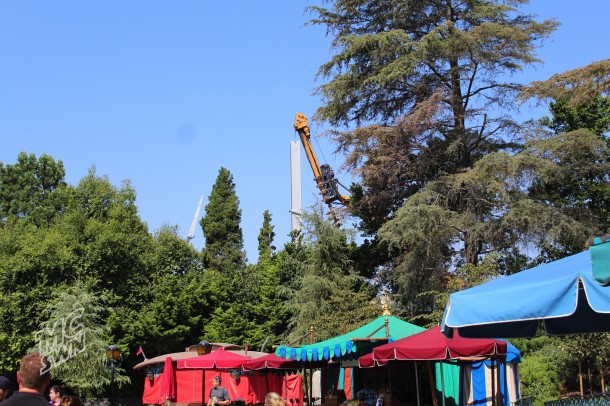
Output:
[
  {"xmin": 111, "ymin": 362, "xmax": 116, "ymax": 406},
  {"xmin": 440, "ymin": 363, "xmax": 446, "ymax": 406},
  {"xmin": 414, "ymin": 362, "xmax": 421, "ymax": 406}
]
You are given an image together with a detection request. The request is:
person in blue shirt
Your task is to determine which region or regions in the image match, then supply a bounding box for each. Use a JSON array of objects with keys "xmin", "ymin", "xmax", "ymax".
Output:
[{"xmin": 356, "ymin": 381, "xmax": 377, "ymax": 404}]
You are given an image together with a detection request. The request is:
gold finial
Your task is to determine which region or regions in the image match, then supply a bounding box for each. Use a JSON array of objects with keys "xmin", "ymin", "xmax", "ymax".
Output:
[{"xmin": 382, "ymin": 288, "xmax": 391, "ymax": 316}]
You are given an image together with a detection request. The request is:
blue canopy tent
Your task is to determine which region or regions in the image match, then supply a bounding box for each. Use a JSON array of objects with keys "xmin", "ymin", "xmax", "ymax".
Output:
[
  {"xmin": 460, "ymin": 341, "xmax": 522, "ymax": 406},
  {"xmin": 441, "ymin": 239, "xmax": 610, "ymax": 338}
]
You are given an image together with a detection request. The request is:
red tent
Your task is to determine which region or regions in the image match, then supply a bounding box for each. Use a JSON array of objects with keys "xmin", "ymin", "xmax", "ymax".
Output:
[
  {"xmin": 160, "ymin": 357, "xmax": 176, "ymax": 402},
  {"xmin": 360, "ymin": 326, "xmax": 507, "ymax": 366},
  {"xmin": 243, "ymin": 353, "xmax": 327, "ymax": 370},
  {"xmin": 243, "ymin": 353, "xmax": 298, "ymax": 370},
  {"xmin": 357, "ymin": 352, "xmax": 387, "ymax": 368},
  {"xmin": 177, "ymin": 348, "xmax": 251, "ymax": 369}
]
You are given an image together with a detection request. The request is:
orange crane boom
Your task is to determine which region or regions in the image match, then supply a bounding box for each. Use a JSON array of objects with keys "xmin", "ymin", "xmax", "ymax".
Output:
[{"xmin": 294, "ymin": 112, "xmax": 350, "ymax": 208}]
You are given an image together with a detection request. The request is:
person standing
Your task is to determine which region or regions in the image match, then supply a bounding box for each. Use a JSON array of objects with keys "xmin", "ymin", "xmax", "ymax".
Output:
[
  {"xmin": 48, "ymin": 386, "xmax": 63, "ymax": 406},
  {"xmin": 3, "ymin": 353, "xmax": 51, "ymax": 406},
  {"xmin": 207, "ymin": 376, "xmax": 230, "ymax": 406},
  {"xmin": 0, "ymin": 376, "xmax": 11, "ymax": 402}
]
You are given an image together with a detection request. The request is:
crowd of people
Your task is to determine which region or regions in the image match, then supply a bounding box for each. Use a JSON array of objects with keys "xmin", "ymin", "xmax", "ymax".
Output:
[
  {"xmin": 0, "ymin": 353, "xmax": 290, "ymax": 406},
  {"xmin": 0, "ymin": 353, "xmax": 81, "ymax": 406}
]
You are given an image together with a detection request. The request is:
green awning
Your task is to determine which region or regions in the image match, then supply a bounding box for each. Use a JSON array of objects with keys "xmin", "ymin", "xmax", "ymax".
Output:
[
  {"xmin": 275, "ymin": 315, "xmax": 425, "ymax": 361},
  {"xmin": 591, "ymin": 235, "xmax": 610, "ymax": 286}
]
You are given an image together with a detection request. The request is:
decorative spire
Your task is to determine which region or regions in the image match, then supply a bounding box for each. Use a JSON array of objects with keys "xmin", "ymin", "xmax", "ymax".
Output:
[{"xmin": 382, "ymin": 288, "xmax": 391, "ymax": 316}]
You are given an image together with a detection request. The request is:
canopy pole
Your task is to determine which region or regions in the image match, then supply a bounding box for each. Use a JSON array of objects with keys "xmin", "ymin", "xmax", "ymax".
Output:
[
  {"xmin": 414, "ymin": 362, "xmax": 421, "ymax": 406},
  {"xmin": 502, "ymin": 356, "xmax": 508, "ymax": 406},
  {"xmin": 302, "ymin": 366, "xmax": 310, "ymax": 406},
  {"xmin": 309, "ymin": 366, "xmax": 314, "ymax": 405},
  {"xmin": 387, "ymin": 365, "xmax": 392, "ymax": 403},
  {"xmin": 491, "ymin": 358, "xmax": 496, "ymax": 406},
  {"xmin": 440, "ymin": 363, "xmax": 446, "ymax": 406},
  {"xmin": 497, "ymin": 357, "xmax": 502, "ymax": 406},
  {"xmin": 284, "ymin": 371, "xmax": 288, "ymax": 404},
  {"xmin": 426, "ymin": 361, "xmax": 439, "ymax": 406}
]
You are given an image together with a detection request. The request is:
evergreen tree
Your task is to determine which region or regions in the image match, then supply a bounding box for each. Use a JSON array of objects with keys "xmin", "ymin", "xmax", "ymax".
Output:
[
  {"xmin": 200, "ymin": 168, "xmax": 250, "ymax": 344},
  {"xmin": 286, "ymin": 209, "xmax": 377, "ymax": 342},
  {"xmin": 310, "ymin": 0, "xmax": 556, "ymax": 236},
  {"xmin": 378, "ymin": 127, "xmax": 608, "ymax": 319},
  {"xmin": 32, "ymin": 281, "xmax": 128, "ymax": 397},
  {"xmin": 204, "ymin": 211, "xmax": 284, "ymax": 349},
  {"xmin": 257, "ymin": 210, "xmax": 276, "ymax": 261},
  {"xmin": 200, "ymin": 167, "xmax": 246, "ymax": 274}
]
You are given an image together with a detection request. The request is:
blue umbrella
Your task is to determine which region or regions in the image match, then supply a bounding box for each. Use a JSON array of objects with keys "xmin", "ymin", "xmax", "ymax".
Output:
[{"xmin": 441, "ymin": 241, "xmax": 610, "ymax": 338}]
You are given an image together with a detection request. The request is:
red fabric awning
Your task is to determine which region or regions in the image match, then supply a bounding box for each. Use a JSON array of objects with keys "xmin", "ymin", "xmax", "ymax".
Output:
[
  {"xmin": 358, "ymin": 352, "xmax": 389, "ymax": 368},
  {"xmin": 364, "ymin": 326, "xmax": 507, "ymax": 362},
  {"xmin": 243, "ymin": 353, "xmax": 300, "ymax": 370},
  {"xmin": 160, "ymin": 356, "xmax": 176, "ymax": 402},
  {"xmin": 177, "ymin": 348, "xmax": 251, "ymax": 369},
  {"xmin": 243, "ymin": 353, "xmax": 325, "ymax": 370}
]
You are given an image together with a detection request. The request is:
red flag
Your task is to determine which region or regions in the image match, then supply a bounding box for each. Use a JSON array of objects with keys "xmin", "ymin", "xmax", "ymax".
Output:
[{"xmin": 136, "ymin": 346, "xmax": 146, "ymax": 359}]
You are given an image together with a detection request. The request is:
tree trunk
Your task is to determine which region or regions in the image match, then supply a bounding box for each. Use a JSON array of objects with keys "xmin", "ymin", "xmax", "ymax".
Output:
[{"xmin": 579, "ymin": 359, "xmax": 584, "ymax": 397}]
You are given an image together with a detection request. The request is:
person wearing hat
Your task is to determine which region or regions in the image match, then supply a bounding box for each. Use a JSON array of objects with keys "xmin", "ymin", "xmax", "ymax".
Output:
[{"xmin": 0, "ymin": 376, "xmax": 10, "ymax": 402}]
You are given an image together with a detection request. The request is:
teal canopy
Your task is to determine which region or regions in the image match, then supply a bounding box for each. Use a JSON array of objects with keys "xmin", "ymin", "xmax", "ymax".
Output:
[{"xmin": 275, "ymin": 315, "xmax": 425, "ymax": 361}]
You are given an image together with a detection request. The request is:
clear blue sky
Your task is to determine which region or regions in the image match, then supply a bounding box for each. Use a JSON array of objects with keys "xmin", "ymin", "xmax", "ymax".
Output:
[{"xmin": 1, "ymin": 1, "xmax": 608, "ymax": 263}]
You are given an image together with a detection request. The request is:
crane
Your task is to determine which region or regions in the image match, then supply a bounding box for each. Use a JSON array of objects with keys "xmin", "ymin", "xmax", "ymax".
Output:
[
  {"xmin": 187, "ymin": 195, "xmax": 203, "ymax": 241},
  {"xmin": 294, "ymin": 112, "xmax": 350, "ymax": 208}
]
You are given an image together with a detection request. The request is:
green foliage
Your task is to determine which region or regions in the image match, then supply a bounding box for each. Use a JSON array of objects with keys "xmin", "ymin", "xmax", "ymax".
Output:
[
  {"xmin": 541, "ymin": 96, "xmax": 610, "ymax": 136},
  {"xmin": 119, "ymin": 227, "xmax": 208, "ymax": 356},
  {"xmin": 520, "ymin": 351, "xmax": 562, "ymax": 406},
  {"xmin": 285, "ymin": 209, "xmax": 377, "ymax": 343},
  {"xmin": 204, "ymin": 213, "xmax": 288, "ymax": 350},
  {"xmin": 257, "ymin": 210, "xmax": 276, "ymax": 261},
  {"xmin": 0, "ymin": 152, "xmax": 67, "ymax": 226},
  {"xmin": 309, "ymin": 1, "xmax": 557, "ymax": 310},
  {"xmin": 32, "ymin": 281, "xmax": 128, "ymax": 397},
  {"xmin": 311, "ymin": 0, "xmax": 557, "ymax": 126},
  {"xmin": 377, "ymin": 127, "xmax": 608, "ymax": 319},
  {"xmin": 201, "ymin": 167, "xmax": 247, "ymax": 274}
]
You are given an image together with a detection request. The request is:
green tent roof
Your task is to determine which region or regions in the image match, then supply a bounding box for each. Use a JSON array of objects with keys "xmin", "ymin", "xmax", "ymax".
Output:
[{"xmin": 275, "ymin": 315, "xmax": 425, "ymax": 361}]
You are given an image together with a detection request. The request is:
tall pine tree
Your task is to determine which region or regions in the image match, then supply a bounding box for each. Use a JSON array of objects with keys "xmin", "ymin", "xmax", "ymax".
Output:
[
  {"xmin": 200, "ymin": 167, "xmax": 246, "ymax": 274},
  {"xmin": 201, "ymin": 168, "xmax": 250, "ymax": 344}
]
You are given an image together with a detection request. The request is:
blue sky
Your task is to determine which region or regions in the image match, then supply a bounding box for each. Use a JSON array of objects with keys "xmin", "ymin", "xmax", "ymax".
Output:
[{"xmin": 1, "ymin": 1, "xmax": 609, "ymax": 263}]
